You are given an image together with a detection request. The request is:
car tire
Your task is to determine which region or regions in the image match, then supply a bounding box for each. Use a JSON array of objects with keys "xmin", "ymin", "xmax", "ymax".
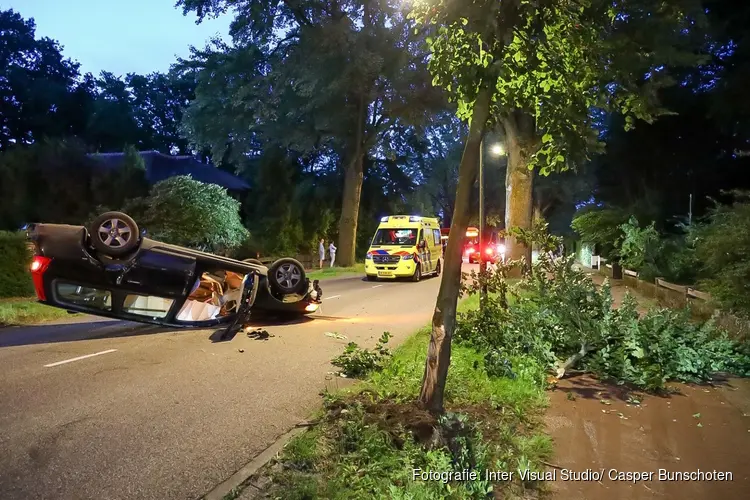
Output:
[
  {"xmin": 89, "ymin": 211, "xmax": 140, "ymax": 257},
  {"xmin": 243, "ymin": 258, "xmax": 264, "ymax": 266},
  {"xmin": 411, "ymin": 263, "xmax": 422, "ymax": 282},
  {"xmin": 268, "ymin": 258, "xmax": 307, "ymax": 295},
  {"xmin": 366, "ymin": 275, "xmax": 377, "ymax": 282}
]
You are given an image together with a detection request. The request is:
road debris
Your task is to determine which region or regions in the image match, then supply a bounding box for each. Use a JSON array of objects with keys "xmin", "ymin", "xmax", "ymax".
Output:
[
  {"xmin": 325, "ymin": 332, "xmax": 347, "ymax": 340},
  {"xmin": 238, "ymin": 349, "xmax": 245, "ymax": 353},
  {"xmin": 246, "ymin": 328, "xmax": 273, "ymax": 340}
]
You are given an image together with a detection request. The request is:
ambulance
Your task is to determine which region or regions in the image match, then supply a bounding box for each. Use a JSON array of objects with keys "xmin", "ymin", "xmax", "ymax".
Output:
[{"xmin": 365, "ymin": 215, "xmax": 443, "ymax": 281}]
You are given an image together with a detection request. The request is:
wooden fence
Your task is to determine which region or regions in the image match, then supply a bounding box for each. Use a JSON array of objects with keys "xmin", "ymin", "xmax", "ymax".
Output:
[{"xmin": 599, "ymin": 261, "xmax": 749, "ymax": 341}]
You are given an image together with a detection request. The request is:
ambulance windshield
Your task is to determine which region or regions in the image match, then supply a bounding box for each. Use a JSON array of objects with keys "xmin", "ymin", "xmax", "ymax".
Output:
[{"xmin": 372, "ymin": 228, "xmax": 418, "ymax": 246}]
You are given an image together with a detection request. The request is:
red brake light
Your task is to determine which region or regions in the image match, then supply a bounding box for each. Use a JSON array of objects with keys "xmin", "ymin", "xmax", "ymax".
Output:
[
  {"xmin": 485, "ymin": 247, "xmax": 493, "ymax": 254},
  {"xmin": 466, "ymin": 247, "xmax": 475, "ymax": 254},
  {"xmin": 30, "ymin": 255, "xmax": 52, "ymax": 301}
]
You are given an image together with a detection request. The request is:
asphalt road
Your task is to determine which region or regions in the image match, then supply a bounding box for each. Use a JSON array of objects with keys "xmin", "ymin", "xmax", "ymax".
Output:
[{"xmin": 0, "ymin": 267, "xmax": 475, "ymax": 500}]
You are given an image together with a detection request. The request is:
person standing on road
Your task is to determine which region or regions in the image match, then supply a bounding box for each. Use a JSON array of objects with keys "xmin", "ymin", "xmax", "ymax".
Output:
[
  {"xmin": 319, "ymin": 239, "xmax": 325, "ymax": 269},
  {"xmin": 329, "ymin": 241, "xmax": 337, "ymax": 267}
]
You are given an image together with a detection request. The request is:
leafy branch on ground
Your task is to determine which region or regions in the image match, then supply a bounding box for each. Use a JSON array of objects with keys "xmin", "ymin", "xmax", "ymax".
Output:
[
  {"xmin": 331, "ymin": 332, "xmax": 393, "ymax": 378},
  {"xmin": 456, "ymin": 225, "xmax": 750, "ymax": 392}
]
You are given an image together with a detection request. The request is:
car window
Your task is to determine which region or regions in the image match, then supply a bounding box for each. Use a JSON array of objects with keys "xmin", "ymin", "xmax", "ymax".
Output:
[
  {"xmin": 433, "ymin": 229, "xmax": 441, "ymax": 245},
  {"xmin": 122, "ymin": 294, "xmax": 174, "ymax": 319},
  {"xmin": 371, "ymin": 228, "xmax": 417, "ymax": 246},
  {"xmin": 55, "ymin": 282, "xmax": 112, "ymax": 311}
]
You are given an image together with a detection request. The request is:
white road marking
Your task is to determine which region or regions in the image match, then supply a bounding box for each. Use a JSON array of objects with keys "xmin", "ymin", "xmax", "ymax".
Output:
[
  {"xmin": 44, "ymin": 349, "xmax": 118, "ymax": 368},
  {"xmin": 372, "ymin": 284, "xmax": 383, "ymax": 288},
  {"xmin": 324, "ymin": 295, "xmax": 341, "ymax": 301}
]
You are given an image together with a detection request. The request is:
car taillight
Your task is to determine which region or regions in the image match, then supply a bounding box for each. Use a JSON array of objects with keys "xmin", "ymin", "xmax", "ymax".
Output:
[
  {"xmin": 29, "ymin": 255, "xmax": 52, "ymax": 301},
  {"xmin": 485, "ymin": 247, "xmax": 493, "ymax": 254},
  {"xmin": 466, "ymin": 247, "xmax": 475, "ymax": 254}
]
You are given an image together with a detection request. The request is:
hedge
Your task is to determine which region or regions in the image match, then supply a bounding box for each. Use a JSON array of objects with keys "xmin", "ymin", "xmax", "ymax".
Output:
[{"xmin": 0, "ymin": 231, "xmax": 34, "ymax": 298}]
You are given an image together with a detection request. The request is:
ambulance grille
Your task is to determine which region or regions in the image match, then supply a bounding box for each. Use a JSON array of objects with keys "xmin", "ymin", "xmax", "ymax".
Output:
[{"xmin": 373, "ymin": 255, "xmax": 402, "ymax": 264}]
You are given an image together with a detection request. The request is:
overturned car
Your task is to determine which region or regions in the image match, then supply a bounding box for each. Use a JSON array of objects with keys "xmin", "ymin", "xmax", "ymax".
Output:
[{"xmin": 26, "ymin": 212, "xmax": 322, "ymax": 331}]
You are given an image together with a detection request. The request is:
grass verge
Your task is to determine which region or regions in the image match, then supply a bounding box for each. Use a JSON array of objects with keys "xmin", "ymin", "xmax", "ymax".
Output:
[
  {"xmin": 261, "ymin": 292, "xmax": 552, "ymax": 499},
  {"xmin": 307, "ymin": 263, "xmax": 366, "ymax": 280},
  {"xmin": 0, "ymin": 297, "xmax": 75, "ymax": 326}
]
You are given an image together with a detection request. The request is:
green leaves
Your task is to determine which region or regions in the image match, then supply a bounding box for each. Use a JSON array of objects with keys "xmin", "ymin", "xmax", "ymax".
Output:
[
  {"xmin": 410, "ymin": 0, "xmax": 707, "ymax": 175},
  {"xmin": 123, "ymin": 175, "xmax": 248, "ymax": 252}
]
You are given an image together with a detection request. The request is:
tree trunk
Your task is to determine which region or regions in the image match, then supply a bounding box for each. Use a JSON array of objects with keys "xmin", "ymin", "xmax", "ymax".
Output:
[
  {"xmin": 441, "ymin": 205, "xmax": 452, "ymax": 228},
  {"xmin": 532, "ymin": 204, "xmax": 543, "ymax": 224},
  {"xmin": 336, "ymin": 95, "xmax": 367, "ymax": 267},
  {"xmin": 419, "ymin": 86, "xmax": 492, "ymax": 414},
  {"xmin": 504, "ymin": 111, "xmax": 536, "ymax": 266}
]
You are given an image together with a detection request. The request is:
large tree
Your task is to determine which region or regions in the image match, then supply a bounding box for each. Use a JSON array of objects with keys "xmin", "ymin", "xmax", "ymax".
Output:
[
  {"xmin": 588, "ymin": 0, "xmax": 750, "ymax": 227},
  {"xmin": 410, "ymin": 0, "xmax": 706, "ymax": 412},
  {"xmin": 0, "ymin": 9, "xmax": 86, "ymax": 149},
  {"xmin": 177, "ymin": 0, "xmax": 446, "ymax": 266}
]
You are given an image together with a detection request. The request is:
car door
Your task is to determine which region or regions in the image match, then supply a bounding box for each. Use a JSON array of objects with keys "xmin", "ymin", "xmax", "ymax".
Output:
[
  {"xmin": 119, "ymin": 248, "xmax": 198, "ymax": 299},
  {"xmin": 431, "ymin": 228, "xmax": 441, "ymax": 269},
  {"xmin": 417, "ymin": 228, "xmax": 430, "ymax": 273}
]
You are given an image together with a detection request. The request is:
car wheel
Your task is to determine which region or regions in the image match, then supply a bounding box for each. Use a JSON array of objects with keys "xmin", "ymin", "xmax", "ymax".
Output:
[
  {"xmin": 411, "ymin": 263, "xmax": 422, "ymax": 282},
  {"xmin": 269, "ymin": 258, "xmax": 307, "ymax": 295},
  {"xmin": 366, "ymin": 275, "xmax": 377, "ymax": 282},
  {"xmin": 89, "ymin": 211, "xmax": 140, "ymax": 257}
]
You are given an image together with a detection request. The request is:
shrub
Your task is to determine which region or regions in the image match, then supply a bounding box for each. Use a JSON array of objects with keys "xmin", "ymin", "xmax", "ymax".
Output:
[
  {"xmin": 690, "ymin": 191, "xmax": 750, "ymax": 318},
  {"xmin": 331, "ymin": 332, "xmax": 393, "ymax": 378},
  {"xmin": 617, "ymin": 216, "xmax": 662, "ymax": 280},
  {"xmin": 0, "ymin": 231, "xmax": 34, "ymax": 298},
  {"xmin": 571, "ymin": 205, "xmax": 630, "ymax": 261},
  {"xmin": 123, "ymin": 175, "xmax": 249, "ymax": 252}
]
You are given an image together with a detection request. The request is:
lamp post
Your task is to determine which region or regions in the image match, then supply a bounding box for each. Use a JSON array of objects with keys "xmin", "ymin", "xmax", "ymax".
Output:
[{"xmin": 479, "ymin": 140, "xmax": 505, "ymax": 310}]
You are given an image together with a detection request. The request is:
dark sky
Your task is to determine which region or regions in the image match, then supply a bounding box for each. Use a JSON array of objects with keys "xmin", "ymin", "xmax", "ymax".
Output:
[{"xmin": 6, "ymin": 0, "xmax": 232, "ymax": 76}]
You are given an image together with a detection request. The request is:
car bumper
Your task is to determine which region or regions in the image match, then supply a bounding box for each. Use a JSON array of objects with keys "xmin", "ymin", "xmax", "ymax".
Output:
[{"xmin": 365, "ymin": 259, "xmax": 417, "ymax": 278}]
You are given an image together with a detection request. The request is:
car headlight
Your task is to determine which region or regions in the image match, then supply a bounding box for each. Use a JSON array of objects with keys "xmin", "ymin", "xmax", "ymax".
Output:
[
  {"xmin": 366, "ymin": 252, "xmax": 372, "ymax": 260},
  {"xmin": 497, "ymin": 244, "xmax": 506, "ymax": 254},
  {"xmin": 402, "ymin": 254, "xmax": 414, "ymax": 260}
]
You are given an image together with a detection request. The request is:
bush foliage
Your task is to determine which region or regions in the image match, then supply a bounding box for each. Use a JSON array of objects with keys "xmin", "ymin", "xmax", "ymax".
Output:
[
  {"xmin": 0, "ymin": 231, "xmax": 34, "ymax": 298},
  {"xmin": 123, "ymin": 175, "xmax": 249, "ymax": 253},
  {"xmin": 690, "ymin": 192, "xmax": 750, "ymax": 318}
]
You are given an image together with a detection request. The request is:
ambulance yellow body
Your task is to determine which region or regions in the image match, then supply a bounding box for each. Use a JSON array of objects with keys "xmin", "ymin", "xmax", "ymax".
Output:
[{"xmin": 364, "ymin": 215, "xmax": 443, "ymax": 281}]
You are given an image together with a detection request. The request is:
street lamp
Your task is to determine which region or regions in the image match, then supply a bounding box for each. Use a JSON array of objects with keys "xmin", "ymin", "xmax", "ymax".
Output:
[{"xmin": 479, "ymin": 138, "xmax": 506, "ymax": 310}]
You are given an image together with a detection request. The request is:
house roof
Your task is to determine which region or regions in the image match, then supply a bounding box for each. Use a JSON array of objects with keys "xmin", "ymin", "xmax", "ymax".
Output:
[{"xmin": 89, "ymin": 150, "xmax": 250, "ymax": 191}]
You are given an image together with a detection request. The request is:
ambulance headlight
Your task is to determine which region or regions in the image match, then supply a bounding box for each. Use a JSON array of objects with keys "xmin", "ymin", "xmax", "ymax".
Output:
[
  {"xmin": 402, "ymin": 254, "xmax": 414, "ymax": 260},
  {"xmin": 366, "ymin": 252, "xmax": 372, "ymax": 260}
]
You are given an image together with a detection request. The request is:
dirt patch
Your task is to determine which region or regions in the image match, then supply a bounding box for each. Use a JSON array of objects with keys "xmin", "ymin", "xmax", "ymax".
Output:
[
  {"xmin": 325, "ymin": 391, "xmax": 517, "ymax": 457},
  {"xmin": 545, "ymin": 374, "xmax": 750, "ymax": 499}
]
